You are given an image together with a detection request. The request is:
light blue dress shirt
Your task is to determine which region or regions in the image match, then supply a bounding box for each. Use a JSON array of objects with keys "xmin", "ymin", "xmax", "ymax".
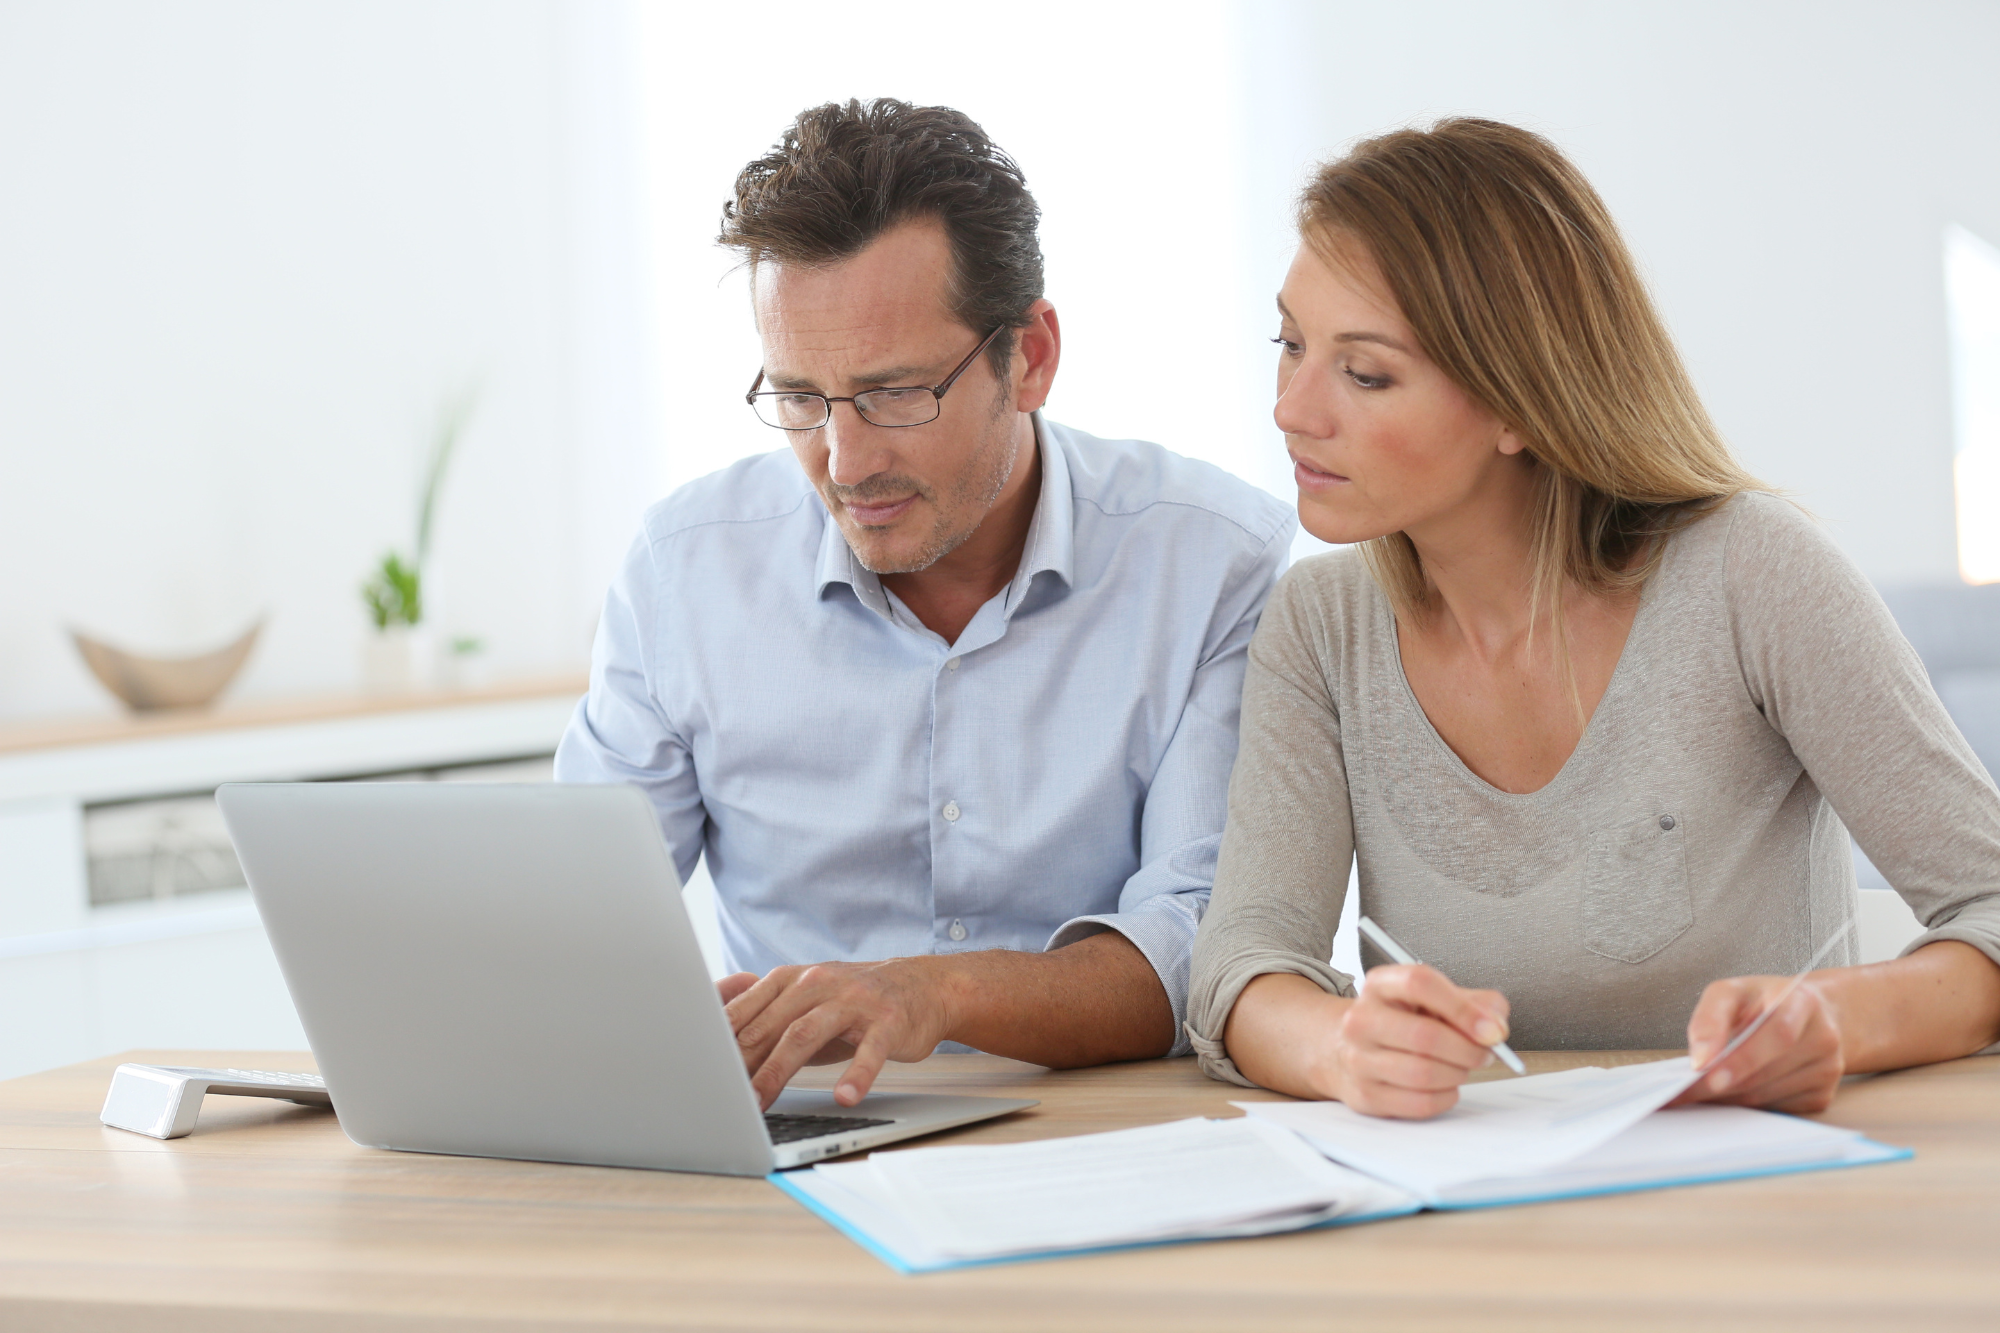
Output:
[{"xmin": 554, "ymin": 416, "xmax": 1291, "ymax": 1052}]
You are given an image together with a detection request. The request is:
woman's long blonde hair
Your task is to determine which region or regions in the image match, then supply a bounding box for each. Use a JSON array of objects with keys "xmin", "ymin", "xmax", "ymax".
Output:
[{"xmin": 1300, "ymin": 119, "xmax": 1760, "ymax": 638}]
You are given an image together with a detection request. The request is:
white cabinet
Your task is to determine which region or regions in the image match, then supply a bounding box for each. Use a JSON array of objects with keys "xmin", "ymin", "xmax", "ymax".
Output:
[{"xmin": 0, "ymin": 680, "xmax": 584, "ymax": 1080}]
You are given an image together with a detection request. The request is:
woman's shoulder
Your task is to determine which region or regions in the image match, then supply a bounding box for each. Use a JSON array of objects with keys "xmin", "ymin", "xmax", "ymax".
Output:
[
  {"xmin": 1679, "ymin": 489, "xmax": 1832, "ymax": 561},
  {"xmin": 1667, "ymin": 490, "xmax": 1884, "ymax": 651},
  {"xmin": 1271, "ymin": 545, "xmax": 1383, "ymax": 624},
  {"xmin": 1251, "ymin": 546, "xmax": 1386, "ymax": 672}
]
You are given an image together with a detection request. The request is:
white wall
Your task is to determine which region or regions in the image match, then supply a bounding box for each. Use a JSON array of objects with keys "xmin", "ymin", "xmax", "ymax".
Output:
[
  {"xmin": 8, "ymin": 1, "xmax": 1988, "ymax": 732},
  {"xmin": 1240, "ymin": 0, "xmax": 2000, "ymax": 586},
  {"xmin": 632, "ymin": 0, "xmax": 1267, "ymax": 499},
  {"xmin": 0, "ymin": 0, "xmax": 660, "ymax": 724}
]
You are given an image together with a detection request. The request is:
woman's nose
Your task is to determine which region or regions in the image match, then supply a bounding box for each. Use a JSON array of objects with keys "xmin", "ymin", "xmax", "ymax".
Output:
[{"xmin": 1273, "ymin": 365, "xmax": 1337, "ymax": 441}]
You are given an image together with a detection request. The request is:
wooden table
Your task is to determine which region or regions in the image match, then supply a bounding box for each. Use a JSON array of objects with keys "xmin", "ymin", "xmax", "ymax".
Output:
[{"xmin": 0, "ymin": 1049, "xmax": 1993, "ymax": 1332}]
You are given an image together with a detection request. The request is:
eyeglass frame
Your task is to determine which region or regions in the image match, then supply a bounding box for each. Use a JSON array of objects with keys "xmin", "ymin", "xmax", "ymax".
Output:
[{"xmin": 744, "ymin": 325, "xmax": 1006, "ymax": 431}]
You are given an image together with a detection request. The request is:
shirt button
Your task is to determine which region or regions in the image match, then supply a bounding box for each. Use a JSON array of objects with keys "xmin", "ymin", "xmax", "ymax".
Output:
[
  {"xmin": 948, "ymin": 919, "xmax": 968, "ymax": 942},
  {"xmin": 945, "ymin": 657, "xmax": 961, "ymax": 671},
  {"xmin": 942, "ymin": 800, "xmax": 961, "ymax": 822},
  {"xmin": 1659, "ymin": 814, "xmax": 1677, "ymax": 831}
]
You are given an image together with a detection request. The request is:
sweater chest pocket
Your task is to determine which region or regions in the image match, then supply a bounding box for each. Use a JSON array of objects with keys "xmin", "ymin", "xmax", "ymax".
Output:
[{"xmin": 1580, "ymin": 813, "xmax": 1692, "ymax": 964}]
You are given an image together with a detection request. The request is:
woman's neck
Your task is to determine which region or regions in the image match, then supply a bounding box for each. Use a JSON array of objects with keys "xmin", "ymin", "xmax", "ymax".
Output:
[{"xmin": 1402, "ymin": 455, "xmax": 1547, "ymax": 658}]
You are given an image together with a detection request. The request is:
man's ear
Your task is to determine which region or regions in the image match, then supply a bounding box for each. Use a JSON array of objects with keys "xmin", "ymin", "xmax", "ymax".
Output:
[{"xmin": 1012, "ymin": 299, "xmax": 1061, "ymax": 415}]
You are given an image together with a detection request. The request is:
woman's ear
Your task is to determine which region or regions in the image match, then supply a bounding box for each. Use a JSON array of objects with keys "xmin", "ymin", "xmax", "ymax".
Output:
[{"xmin": 1495, "ymin": 424, "xmax": 1528, "ymax": 457}]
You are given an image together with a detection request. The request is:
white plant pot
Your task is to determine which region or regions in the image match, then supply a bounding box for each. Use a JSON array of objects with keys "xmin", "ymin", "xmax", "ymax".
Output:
[{"xmin": 361, "ymin": 626, "xmax": 436, "ymax": 695}]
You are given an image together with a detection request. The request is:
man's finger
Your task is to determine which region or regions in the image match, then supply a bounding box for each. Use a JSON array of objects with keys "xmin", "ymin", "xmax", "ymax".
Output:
[
  {"xmin": 723, "ymin": 966, "xmax": 800, "ymax": 1036},
  {"xmin": 716, "ymin": 972, "xmax": 759, "ymax": 1005},
  {"xmin": 752, "ymin": 1004, "xmax": 855, "ymax": 1109},
  {"xmin": 730, "ymin": 971, "xmax": 835, "ymax": 1073},
  {"xmin": 836, "ymin": 1029, "xmax": 893, "ymax": 1107}
]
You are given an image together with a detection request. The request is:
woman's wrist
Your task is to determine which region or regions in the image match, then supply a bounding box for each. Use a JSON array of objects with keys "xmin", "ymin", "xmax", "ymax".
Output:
[{"xmin": 1223, "ymin": 973, "xmax": 1356, "ymax": 1099}]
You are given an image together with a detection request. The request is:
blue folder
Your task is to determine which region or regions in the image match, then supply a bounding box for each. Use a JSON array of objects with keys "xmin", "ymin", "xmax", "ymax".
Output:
[{"xmin": 772, "ymin": 1136, "xmax": 1910, "ymax": 1275}]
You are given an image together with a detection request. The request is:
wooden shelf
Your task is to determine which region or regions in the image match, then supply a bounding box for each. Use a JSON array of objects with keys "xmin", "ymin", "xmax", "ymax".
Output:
[{"xmin": 0, "ymin": 674, "xmax": 589, "ymax": 757}]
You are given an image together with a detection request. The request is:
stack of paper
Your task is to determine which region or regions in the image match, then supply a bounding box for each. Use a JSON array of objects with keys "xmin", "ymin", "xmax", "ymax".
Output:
[{"xmin": 774, "ymin": 1116, "xmax": 1420, "ymax": 1273}]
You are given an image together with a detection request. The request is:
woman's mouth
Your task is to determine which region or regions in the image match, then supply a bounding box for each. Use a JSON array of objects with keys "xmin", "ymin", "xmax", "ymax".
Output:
[{"xmin": 1290, "ymin": 452, "xmax": 1350, "ymax": 492}]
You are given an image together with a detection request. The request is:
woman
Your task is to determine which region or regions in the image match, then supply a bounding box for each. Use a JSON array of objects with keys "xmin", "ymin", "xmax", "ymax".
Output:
[{"xmin": 1187, "ymin": 118, "xmax": 2000, "ymax": 1118}]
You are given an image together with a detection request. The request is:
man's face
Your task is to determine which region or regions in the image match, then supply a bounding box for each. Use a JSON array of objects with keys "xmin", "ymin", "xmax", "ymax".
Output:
[{"xmin": 753, "ymin": 219, "xmax": 1022, "ymax": 575}]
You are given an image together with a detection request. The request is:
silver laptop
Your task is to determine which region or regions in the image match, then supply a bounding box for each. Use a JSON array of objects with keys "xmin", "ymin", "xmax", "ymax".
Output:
[{"xmin": 216, "ymin": 780, "xmax": 1034, "ymax": 1175}]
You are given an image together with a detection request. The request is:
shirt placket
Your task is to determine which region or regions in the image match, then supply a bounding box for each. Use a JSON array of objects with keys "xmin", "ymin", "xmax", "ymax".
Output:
[{"xmin": 925, "ymin": 598, "xmax": 1013, "ymax": 954}]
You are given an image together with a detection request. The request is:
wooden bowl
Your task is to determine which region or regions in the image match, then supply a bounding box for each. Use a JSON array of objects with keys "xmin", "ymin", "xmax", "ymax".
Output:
[{"xmin": 70, "ymin": 621, "xmax": 262, "ymax": 712}]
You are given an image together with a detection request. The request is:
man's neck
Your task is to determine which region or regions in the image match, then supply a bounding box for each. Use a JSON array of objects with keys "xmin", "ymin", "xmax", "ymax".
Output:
[{"xmin": 881, "ymin": 415, "xmax": 1042, "ymax": 646}]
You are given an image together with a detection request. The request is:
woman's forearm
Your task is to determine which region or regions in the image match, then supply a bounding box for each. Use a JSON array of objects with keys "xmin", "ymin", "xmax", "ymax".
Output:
[
  {"xmin": 1220, "ymin": 973, "xmax": 1354, "ymax": 1098},
  {"xmin": 1818, "ymin": 940, "xmax": 2000, "ymax": 1073}
]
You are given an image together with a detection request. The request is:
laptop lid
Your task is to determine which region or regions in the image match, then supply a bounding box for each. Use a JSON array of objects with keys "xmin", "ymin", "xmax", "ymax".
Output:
[{"xmin": 217, "ymin": 781, "xmax": 777, "ymax": 1176}]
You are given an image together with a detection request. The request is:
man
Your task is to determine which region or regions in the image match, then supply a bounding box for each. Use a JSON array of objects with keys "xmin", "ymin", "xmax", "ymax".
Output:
[{"xmin": 556, "ymin": 99, "xmax": 1290, "ymax": 1110}]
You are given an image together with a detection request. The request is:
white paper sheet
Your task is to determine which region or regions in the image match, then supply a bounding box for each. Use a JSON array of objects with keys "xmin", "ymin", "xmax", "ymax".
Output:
[
  {"xmin": 1238, "ymin": 1057, "xmax": 1702, "ymax": 1200},
  {"xmin": 1426, "ymin": 1102, "xmax": 1878, "ymax": 1206},
  {"xmin": 850, "ymin": 1116, "xmax": 1417, "ymax": 1260}
]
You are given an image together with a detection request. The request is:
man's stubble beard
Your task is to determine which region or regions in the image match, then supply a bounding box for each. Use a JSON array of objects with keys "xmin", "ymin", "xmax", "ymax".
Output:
[{"xmin": 841, "ymin": 394, "xmax": 1021, "ymax": 577}]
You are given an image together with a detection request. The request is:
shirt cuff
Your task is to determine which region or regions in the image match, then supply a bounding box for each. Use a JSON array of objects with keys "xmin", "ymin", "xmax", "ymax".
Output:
[{"xmin": 1046, "ymin": 895, "xmax": 1203, "ymax": 1058}]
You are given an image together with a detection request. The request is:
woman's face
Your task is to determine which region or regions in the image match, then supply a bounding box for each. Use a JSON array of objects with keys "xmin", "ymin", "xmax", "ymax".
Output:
[{"xmin": 1274, "ymin": 238, "xmax": 1526, "ymax": 547}]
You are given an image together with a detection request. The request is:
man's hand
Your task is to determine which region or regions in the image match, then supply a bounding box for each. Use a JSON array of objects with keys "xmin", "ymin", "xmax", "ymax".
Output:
[
  {"xmin": 1674, "ymin": 974, "xmax": 1845, "ymax": 1114},
  {"xmin": 718, "ymin": 958, "xmax": 958, "ymax": 1110}
]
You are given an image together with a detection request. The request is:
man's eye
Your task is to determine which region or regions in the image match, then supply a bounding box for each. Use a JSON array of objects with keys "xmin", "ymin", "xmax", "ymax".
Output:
[
  {"xmin": 868, "ymin": 389, "xmax": 924, "ymax": 403},
  {"xmin": 1269, "ymin": 336, "xmax": 1303, "ymax": 356},
  {"xmin": 776, "ymin": 393, "xmax": 819, "ymax": 406}
]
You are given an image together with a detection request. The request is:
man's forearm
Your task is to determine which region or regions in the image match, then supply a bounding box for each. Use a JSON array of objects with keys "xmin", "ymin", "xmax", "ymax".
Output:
[{"xmin": 924, "ymin": 931, "xmax": 1176, "ymax": 1067}]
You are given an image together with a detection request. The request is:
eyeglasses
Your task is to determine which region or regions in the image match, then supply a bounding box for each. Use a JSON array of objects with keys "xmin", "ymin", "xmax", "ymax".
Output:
[{"xmin": 745, "ymin": 326, "xmax": 1005, "ymax": 431}]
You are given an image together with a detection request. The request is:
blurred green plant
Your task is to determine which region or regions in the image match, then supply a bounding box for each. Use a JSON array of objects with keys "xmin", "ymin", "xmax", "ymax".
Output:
[{"xmin": 362, "ymin": 389, "xmax": 478, "ymax": 631}]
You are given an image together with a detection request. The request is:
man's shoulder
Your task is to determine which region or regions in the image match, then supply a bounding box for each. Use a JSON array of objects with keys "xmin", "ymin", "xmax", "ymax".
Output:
[
  {"xmin": 636, "ymin": 449, "xmax": 820, "ymax": 548},
  {"xmin": 1047, "ymin": 420, "xmax": 1292, "ymax": 550}
]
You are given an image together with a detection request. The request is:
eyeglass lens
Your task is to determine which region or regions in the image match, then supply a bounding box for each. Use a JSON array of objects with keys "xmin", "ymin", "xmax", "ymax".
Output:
[{"xmin": 752, "ymin": 387, "xmax": 941, "ymax": 431}]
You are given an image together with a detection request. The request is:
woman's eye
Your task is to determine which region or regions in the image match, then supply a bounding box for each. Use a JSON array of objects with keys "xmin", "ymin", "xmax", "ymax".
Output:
[
  {"xmin": 1269, "ymin": 336, "xmax": 1303, "ymax": 356},
  {"xmin": 1344, "ymin": 366, "xmax": 1392, "ymax": 390}
]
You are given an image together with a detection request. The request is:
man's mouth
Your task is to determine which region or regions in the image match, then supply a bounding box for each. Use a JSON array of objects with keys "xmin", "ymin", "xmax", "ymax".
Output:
[
  {"xmin": 843, "ymin": 495, "xmax": 919, "ymax": 526},
  {"xmin": 1290, "ymin": 451, "xmax": 1350, "ymax": 492}
]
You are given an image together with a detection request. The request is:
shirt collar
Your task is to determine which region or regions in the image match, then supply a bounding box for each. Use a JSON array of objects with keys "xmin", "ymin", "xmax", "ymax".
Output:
[{"xmin": 814, "ymin": 412, "xmax": 1075, "ymax": 615}]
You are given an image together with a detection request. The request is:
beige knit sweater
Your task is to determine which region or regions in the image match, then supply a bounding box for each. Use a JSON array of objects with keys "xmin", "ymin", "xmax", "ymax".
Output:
[{"xmin": 1187, "ymin": 493, "xmax": 2000, "ymax": 1084}]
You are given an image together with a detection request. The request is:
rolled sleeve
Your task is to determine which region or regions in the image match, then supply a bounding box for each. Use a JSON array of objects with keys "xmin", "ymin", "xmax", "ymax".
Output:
[{"xmin": 1047, "ymin": 518, "xmax": 1290, "ymax": 1056}]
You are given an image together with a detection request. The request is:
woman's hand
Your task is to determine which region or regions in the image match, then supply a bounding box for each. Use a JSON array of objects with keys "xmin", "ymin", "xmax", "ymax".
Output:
[
  {"xmin": 1675, "ymin": 975, "xmax": 1845, "ymax": 1114},
  {"xmin": 1323, "ymin": 965, "xmax": 1512, "ymax": 1117}
]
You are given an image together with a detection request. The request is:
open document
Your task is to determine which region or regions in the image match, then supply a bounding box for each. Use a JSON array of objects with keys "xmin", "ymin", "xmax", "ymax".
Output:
[
  {"xmin": 773, "ymin": 1116, "xmax": 1420, "ymax": 1273},
  {"xmin": 1239, "ymin": 1058, "xmax": 1905, "ymax": 1205},
  {"xmin": 777, "ymin": 1059, "xmax": 1909, "ymax": 1274}
]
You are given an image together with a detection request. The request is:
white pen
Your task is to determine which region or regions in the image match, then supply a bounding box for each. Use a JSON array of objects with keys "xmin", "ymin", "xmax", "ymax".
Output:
[{"xmin": 1356, "ymin": 915, "xmax": 1528, "ymax": 1076}]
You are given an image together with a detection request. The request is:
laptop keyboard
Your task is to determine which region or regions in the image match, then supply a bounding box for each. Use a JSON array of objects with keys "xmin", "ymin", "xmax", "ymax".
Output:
[{"xmin": 763, "ymin": 1112, "xmax": 894, "ymax": 1145}]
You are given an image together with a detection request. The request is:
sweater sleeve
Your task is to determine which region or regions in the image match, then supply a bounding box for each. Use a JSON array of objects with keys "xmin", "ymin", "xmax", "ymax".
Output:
[
  {"xmin": 1185, "ymin": 560, "xmax": 1359, "ymax": 1086},
  {"xmin": 1726, "ymin": 496, "xmax": 2000, "ymax": 984}
]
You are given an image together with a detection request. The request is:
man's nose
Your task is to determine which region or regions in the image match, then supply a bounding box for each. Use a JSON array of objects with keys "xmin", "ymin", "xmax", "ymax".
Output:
[
  {"xmin": 824, "ymin": 403, "xmax": 896, "ymax": 487},
  {"xmin": 1273, "ymin": 364, "xmax": 1337, "ymax": 441}
]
